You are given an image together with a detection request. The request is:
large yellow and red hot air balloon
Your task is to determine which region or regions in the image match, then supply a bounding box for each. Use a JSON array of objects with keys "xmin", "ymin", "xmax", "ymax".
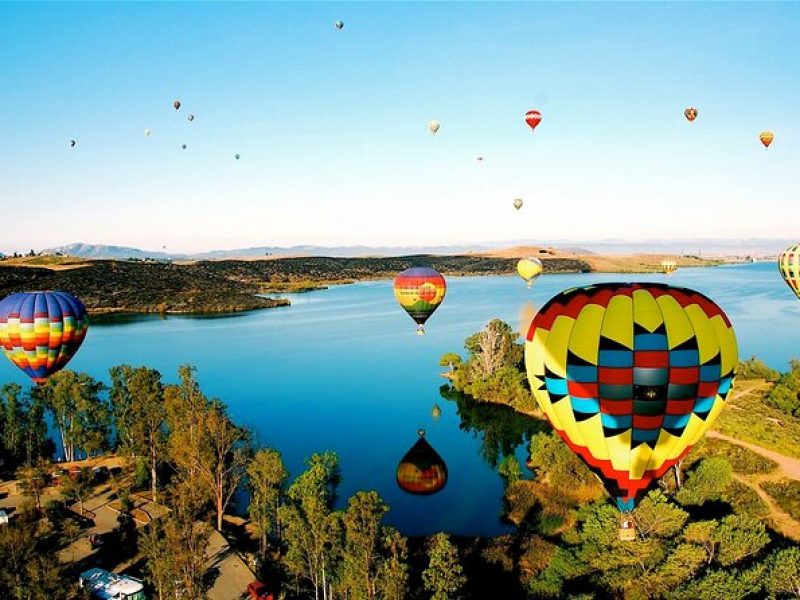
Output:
[
  {"xmin": 778, "ymin": 244, "xmax": 800, "ymax": 299},
  {"xmin": 396, "ymin": 430, "xmax": 448, "ymax": 495},
  {"xmin": 524, "ymin": 283, "xmax": 737, "ymax": 518},
  {"xmin": 684, "ymin": 107, "xmax": 698, "ymax": 122},
  {"xmin": 524, "ymin": 109, "xmax": 542, "ymax": 132},
  {"xmin": 517, "ymin": 257, "xmax": 543, "ymax": 287},
  {"xmin": 759, "ymin": 131, "xmax": 774, "ymax": 148},
  {"xmin": 0, "ymin": 291, "xmax": 89, "ymax": 385},
  {"xmin": 393, "ymin": 267, "xmax": 446, "ymax": 334}
]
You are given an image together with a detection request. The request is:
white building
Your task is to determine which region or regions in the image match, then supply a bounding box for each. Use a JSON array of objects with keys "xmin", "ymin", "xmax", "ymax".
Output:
[{"xmin": 79, "ymin": 568, "xmax": 146, "ymax": 600}]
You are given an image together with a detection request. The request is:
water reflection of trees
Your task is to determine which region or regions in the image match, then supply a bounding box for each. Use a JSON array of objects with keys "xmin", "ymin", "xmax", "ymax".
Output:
[{"xmin": 439, "ymin": 384, "xmax": 548, "ymax": 468}]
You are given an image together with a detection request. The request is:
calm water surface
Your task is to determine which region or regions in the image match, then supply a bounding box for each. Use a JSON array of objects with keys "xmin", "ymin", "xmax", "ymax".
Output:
[{"xmin": 1, "ymin": 262, "xmax": 796, "ymax": 535}]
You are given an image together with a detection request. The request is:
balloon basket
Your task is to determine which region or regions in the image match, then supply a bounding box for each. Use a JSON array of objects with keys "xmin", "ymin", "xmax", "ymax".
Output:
[
  {"xmin": 416, "ymin": 325, "xmax": 425, "ymax": 336},
  {"xmin": 618, "ymin": 514, "xmax": 637, "ymax": 542}
]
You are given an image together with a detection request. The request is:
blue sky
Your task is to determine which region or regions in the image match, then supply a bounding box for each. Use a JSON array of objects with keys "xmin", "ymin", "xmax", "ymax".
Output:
[{"xmin": 1, "ymin": 2, "xmax": 798, "ymax": 253}]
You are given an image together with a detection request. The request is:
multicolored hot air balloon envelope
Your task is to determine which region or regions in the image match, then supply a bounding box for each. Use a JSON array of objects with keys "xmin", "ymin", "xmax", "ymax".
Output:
[
  {"xmin": 173, "ymin": 100, "xmax": 181, "ymax": 110},
  {"xmin": 525, "ymin": 109, "xmax": 542, "ymax": 131},
  {"xmin": 778, "ymin": 244, "xmax": 800, "ymax": 299},
  {"xmin": 428, "ymin": 121, "xmax": 440, "ymax": 135},
  {"xmin": 513, "ymin": 198, "xmax": 523, "ymax": 210},
  {"xmin": 0, "ymin": 291, "xmax": 89, "ymax": 385},
  {"xmin": 524, "ymin": 283, "xmax": 737, "ymax": 521},
  {"xmin": 759, "ymin": 131, "xmax": 774, "ymax": 148},
  {"xmin": 684, "ymin": 107, "xmax": 698, "ymax": 122},
  {"xmin": 396, "ymin": 430, "xmax": 448, "ymax": 495},
  {"xmin": 393, "ymin": 267, "xmax": 446, "ymax": 335},
  {"xmin": 335, "ymin": 20, "xmax": 344, "ymax": 30},
  {"xmin": 517, "ymin": 257, "xmax": 543, "ymax": 287}
]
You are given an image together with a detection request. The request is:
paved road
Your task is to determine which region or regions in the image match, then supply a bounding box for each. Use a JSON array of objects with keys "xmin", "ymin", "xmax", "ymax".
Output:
[{"xmin": 206, "ymin": 530, "xmax": 255, "ymax": 600}]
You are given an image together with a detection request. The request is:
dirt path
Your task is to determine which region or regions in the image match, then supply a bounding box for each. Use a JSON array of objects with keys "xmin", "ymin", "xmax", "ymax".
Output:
[{"xmin": 708, "ymin": 430, "xmax": 800, "ymax": 541}]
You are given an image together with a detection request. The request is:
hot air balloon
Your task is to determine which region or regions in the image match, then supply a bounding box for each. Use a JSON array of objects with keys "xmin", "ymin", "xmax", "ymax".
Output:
[
  {"xmin": 181, "ymin": 144, "xmax": 187, "ymax": 150},
  {"xmin": 524, "ymin": 283, "xmax": 737, "ymax": 536},
  {"xmin": 759, "ymin": 131, "xmax": 774, "ymax": 148},
  {"xmin": 69, "ymin": 140, "xmax": 77, "ymax": 148},
  {"xmin": 517, "ymin": 257, "xmax": 543, "ymax": 287},
  {"xmin": 144, "ymin": 129, "xmax": 152, "ymax": 137},
  {"xmin": 0, "ymin": 291, "xmax": 89, "ymax": 385},
  {"xmin": 393, "ymin": 267, "xmax": 446, "ymax": 335},
  {"xmin": 431, "ymin": 404, "xmax": 442, "ymax": 420},
  {"xmin": 684, "ymin": 107, "xmax": 698, "ymax": 122},
  {"xmin": 396, "ymin": 430, "xmax": 448, "ymax": 495},
  {"xmin": 428, "ymin": 121, "xmax": 440, "ymax": 135},
  {"xmin": 525, "ymin": 109, "xmax": 542, "ymax": 131},
  {"xmin": 335, "ymin": 20, "xmax": 344, "ymax": 30},
  {"xmin": 513, "ymin": 199, "xmax": 523, "ymax": 210},
  {"xmin": 476, "ymin": 156, "xmax": 484, "ymax": 162},
  {"xmin": 778, "ymin": 244, "xmax": 800, "ymax": 299},
  {"xmin": 235, "ymin": 154, "xmax": 240, "ymax": 160},
  {"xmin": 661, "ymin": 260, "xmax": 677, "ymax": 275},
  {"xmin": 187, "ymin": 114, "xmax": 195, "ymax": 122},
  {"xmin": 173, "ymin": 100, "xmax": 181, "ymax": 110}
]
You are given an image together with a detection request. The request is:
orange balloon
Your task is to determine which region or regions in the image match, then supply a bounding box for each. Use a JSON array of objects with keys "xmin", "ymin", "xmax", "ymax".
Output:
[
  {"xmin": 684, "ymin": 107, "xmax": 698, "ymax": 122},
  {"xmin": 759, "ymin": 131, "xmax": 774, "ymax": 148}
]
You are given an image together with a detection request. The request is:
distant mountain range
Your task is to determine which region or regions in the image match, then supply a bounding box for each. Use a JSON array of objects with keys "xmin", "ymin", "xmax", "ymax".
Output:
[{"xmin": 35, "ymin": 238, "xmax": 793, "ymax": 260}]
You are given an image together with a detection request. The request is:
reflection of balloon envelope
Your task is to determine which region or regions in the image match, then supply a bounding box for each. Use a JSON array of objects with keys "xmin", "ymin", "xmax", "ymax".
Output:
[
  {"xmin": 0, "ymin": 291, "xmax": 89, "ymax": 385},
  {"xmin": 396, "ymin": 430, "xmax": 448, "ymax": 495},
  {"xmin": 431, "ymin": 404, "xmax": 442, "ymax": 420},
  {"xmin": 524, "ymin": 283, "xmax": 737, "ymax": 513}
]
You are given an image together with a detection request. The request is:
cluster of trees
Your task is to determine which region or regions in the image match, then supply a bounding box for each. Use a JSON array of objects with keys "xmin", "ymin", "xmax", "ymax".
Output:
[
  {"xmin": 440, "ymin": 319, "xmax": 537, "ymax": 413},
  {"xmin": 737, "ymin": 356, "xmax": 800, "ymax": 417},
  {"xmin": 497, "ymin": 430, "xmax": 800, "ymax": 599}
]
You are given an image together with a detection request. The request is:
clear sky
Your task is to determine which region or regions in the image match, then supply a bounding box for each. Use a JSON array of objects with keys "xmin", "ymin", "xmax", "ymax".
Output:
[{"xmin": 1, "ymin": 2, "xmax": 798, "ymax": 254}]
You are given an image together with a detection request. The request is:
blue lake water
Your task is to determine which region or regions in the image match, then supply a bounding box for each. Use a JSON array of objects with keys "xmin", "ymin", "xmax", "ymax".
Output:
[{"xmin": 0, "ymin": 262, "xmax": 796, "ymax": 536}]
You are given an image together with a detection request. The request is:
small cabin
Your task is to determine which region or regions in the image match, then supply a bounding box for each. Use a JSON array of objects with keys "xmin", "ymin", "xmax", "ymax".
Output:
[
  {"xmin": 0, "ymin": 509, "xmax": 9, "ymax": 526},
  {"xmin": 80, "ymin": 568, "xmax": 146, "ymax": 600}
]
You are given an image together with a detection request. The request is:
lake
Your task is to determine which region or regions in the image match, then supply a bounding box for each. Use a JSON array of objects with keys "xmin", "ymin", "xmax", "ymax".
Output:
[{"xmin": 0, "ymin": 262, "xmax": 796, "ymax": 536}]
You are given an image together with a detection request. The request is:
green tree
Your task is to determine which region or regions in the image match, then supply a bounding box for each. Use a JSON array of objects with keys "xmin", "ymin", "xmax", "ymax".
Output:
[
  {"xmin": 16, "ymin": 459, "xmax": 50, "ymax": 510},
  {"xmin": 1, "ymin": 384, "xmax": 50, "ymax": 472},
  {"xmin": 423, "ymin": 533, "xmax": 466, "ymax": 600},
  {"xmin": 634, "ymin": 491, "xmax": 689, "ymax": 538},
  {"xmin": 712, "ymin": 514, "xmax": 769, "ymax": 567},
  {"xmin": 109, "ymin": 365, "xmax": 166, "ymax": 502},
  {"xmin": 279, "ymin": 452, "xmax": 342, "ymax": 600},
  {"xmin": 675, "ymin": 457, "xmax": 732, "ymax": 506},
  {"xmin": 247, "ymin": 448, "xmax": 288, "ymax": 555},
  {"xmin": 60, "ymin": 468, "xmax": 94, "ymax": 515},
  {"xmin": 38, "ymin": 371, "xmax": 109, "ymax": 461},
  {"xmin": 376, "ymin": 528, "xmax": 409, "ymax": 600},
  {"xmin": 765, "ymin": 547, "xmax": 800, "ymax": 598},
  {"xmin": 439, "ymin": 352, "xmax": 462, "ymax": 373},
  {"xmin": 498, "ymin": 454, "xmax": 522, "ymax": 486},
  {"xmin": 339, "ymin": 491, "xmax": 389, "ymax": 600}
]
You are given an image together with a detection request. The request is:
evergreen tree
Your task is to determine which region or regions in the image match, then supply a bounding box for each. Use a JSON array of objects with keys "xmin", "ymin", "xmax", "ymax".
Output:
[{"xmin": 423, "ymin": 533, "xmax": 466, "ymax": 600}]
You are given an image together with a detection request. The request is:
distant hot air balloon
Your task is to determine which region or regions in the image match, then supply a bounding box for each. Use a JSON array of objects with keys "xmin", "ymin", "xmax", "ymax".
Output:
[
  {"xmin": 684, "ymin": 107, "xmax": 698, "ymax": 122},
  {"xmin": 173, "ymin": 100, "xmax": 181, "ymax": 110},
  {"xmin": 69, "ymin": 140, "xmax": 77, "ymax": 148},
  {"xmin": 335, "ymin": 20, "xmax": 344, "ymax": 30},
  {"xmin": 517, "ymin": 257, "xmax": 543, "ymax": 287},
  {"xmin": 235, "ymin": 154, "xmax": 240, "ymax": 160},
  {"xmin": 778, "ymin": 244, "xmax": 800, "ymax": 299},
  {"xmin": 525, "ymin": 109, "xmax": 542, "ymax": 131},
  {"xmin": 519, "ymin": 301, "xmax": 538, "ymax": 336},
  {"xmin": 0, "ymin": 291, "xmax": 89, "ymax": 385},
  {"xmin": 661, "ymin": 260, "xmax": 677, "ymax": 275},
  {"xmin": 144, "ymin": 128, "xmax": 152, "ymax": 137},
  {"xmin": 428, "ymin": 121, "xmax": 440, "ymax": 135},
  {"xmin": 759, "ymin": 131, "xmax": 774, "ymax": 148},
  {"xmin": 524, "ymin": 283, "xmax": 737, "ymax": 535},
  {"xmin": 187, "ymin": 114, "xmax": 195, "ymax": 122},
  {"xmin": 476, "ymin": 156, "xmax": 484, "ymax": 162},
  {"xmin": 513, "ymin": 198, "xmax": 523, "ymax": 210},
  {"xmin": 394, "ymin": 267, "xmax": 446, "ymax": 335},
  {"xmin": 181, "ymin": 144, "xmax": 187, "ymax": 150},
  {"xmin": 396, "ymin": 430, "xmax": 448, "ymax": 495}
]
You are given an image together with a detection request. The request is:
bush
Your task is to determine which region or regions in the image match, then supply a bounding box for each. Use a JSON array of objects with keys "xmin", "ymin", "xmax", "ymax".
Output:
[
  {"xmin": 698, "ymin": 438, "xmax": 777, "ymax": 475},
  {"xmin": 736, "ymin": 357, "xmax": 779, "ymax": 382},
  {"xmin": 761, "ymin": 479, "xmax": 800, "ymax": 520}
]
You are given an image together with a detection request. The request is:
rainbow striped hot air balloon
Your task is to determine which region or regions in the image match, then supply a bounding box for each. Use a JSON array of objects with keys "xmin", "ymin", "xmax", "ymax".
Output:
[
  {"xmin": 778, "ymin": 244, "xmax": 800, "ymax": 299},
  {"xmin": 396, "ymin": 430, "xmax": 448, "ymax": 495},
  {"xmin": 524, "ymin": 283, "xmax": 737, "ymax": 523},
  {"xmin": 0, "ymin": 291, "xmax": 89, "ymax": 385},
  {"xmin": 393, "ymin": 267, "xmax": 446, "ymax": 335}
]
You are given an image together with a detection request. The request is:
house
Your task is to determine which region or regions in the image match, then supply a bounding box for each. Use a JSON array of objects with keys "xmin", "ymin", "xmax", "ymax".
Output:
[
  {"xmin": 0, "ymin": 509, "xmax": 9, "ymax": 526},
  {"xmin": 79, "ymin": 568, "xmax": 146, "ymax": 600}
]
